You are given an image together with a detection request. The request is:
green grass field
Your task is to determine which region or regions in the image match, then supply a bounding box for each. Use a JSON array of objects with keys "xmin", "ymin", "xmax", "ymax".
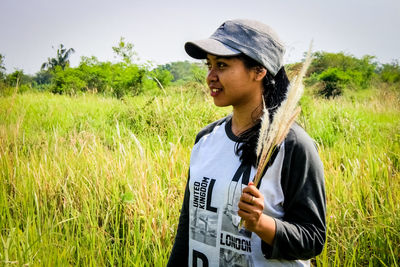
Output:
[{"xmin": 1, "ymin": 85, "xmax": 399, "ymax": 266}]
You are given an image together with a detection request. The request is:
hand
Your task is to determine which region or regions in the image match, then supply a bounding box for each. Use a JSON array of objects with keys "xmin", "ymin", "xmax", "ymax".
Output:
[{"xmin": 237, "ymin": 181, "xmax": 265, "ymax": 232}]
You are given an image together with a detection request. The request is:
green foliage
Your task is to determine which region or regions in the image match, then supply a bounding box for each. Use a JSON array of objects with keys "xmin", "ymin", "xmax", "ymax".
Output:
[
  {"xmin": 316, "ymin": 68, "xmax": 348, "ymax": 98},
  {"xmin": 50, "ymin": 66, "xmax": 86, "ymax": 95},
  {"xmin": 306, "ymin": 52, "xmax": 377, "ymax": 97},
  {"xmin": 190, "ymin": 63, "xmax": 207, "ymax": 84},
  {"xmin": 149, "ymin": 68, "xmax": 174, "ymax": 88},
  {"xmin": 41, "ymin": 44, "xmax": 75, "ymax": 71},
  {"xmin": 33, "ymin": 70, "xmax": 53, "ymax": 86},
  {"xmin": 111, "ymin": 63, "xmax": 146, "ymax": 98},
  {"xmin": 0, "ymin": 68, "xmax": 35, "ymax": 96},
  {"xmin": 49, "ymin": 59, "xmax": 147, "ymax": 97},
  {"xmin": 5, "ymin": 69, "xmax": 24, "ymax": 87},
  {"xmin": 6, "ymin": 70, "xmax": 33, "ymax": 93},
  {"xmin": 316, "ymin": 67, "xmax": 366, "ymax": 98},
  {"xmin": 112, "ymin": 37, "xmax": 137, "ymax": 65},
  {"xmin": 31, "ymin": 38, "xmax": 171, "ymax": 97},
  {"xmin": 160, "ymin": 61, "xmax": 192, "ymax": 81},
  {"xmin": 0, "ymin": 83, "xmax": 14, "ymax": 97},
  {"xmin": 158, "ymin": 60, "xmax": 207, "ymax": 83},
  {"xmin": 78, "ymin": 56, "xmax": 112, "ymax": 93},
  {"xmin": 378, "ymin": 60, "xmax": 400, "ymax": 84},
  {"xmin": 5, "ymin": 44, "xmax": 399, "ymax": 100}
]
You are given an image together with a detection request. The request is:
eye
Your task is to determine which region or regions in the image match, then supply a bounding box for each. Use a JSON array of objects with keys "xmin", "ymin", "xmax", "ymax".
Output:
[
  {"xmin": 205, "ymin": 61, "xmax": 212, "ymax": 70},
  {"xmin": 217, "ymin": 62, "xmax": 227, "ymax": 69}
]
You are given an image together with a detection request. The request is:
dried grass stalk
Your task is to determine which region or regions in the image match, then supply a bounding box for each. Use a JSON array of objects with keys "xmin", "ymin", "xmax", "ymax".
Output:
[
  {"xmin": 253, "ymin": 43, "xmax": 312, "ymax": 186},
  {"xmin": 239, "ymin": 43, "xmax": 313, "ymax": 229}
]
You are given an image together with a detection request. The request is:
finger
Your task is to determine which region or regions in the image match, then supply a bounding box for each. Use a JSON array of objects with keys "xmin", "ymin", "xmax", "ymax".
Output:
[
  {"xmin": 237, "ymin": 205, "xmax": 263, "ymax": 223},
  {"xmin": 240, "ymin": 192, "xmax": 254, "ymax": 204},
  {"xmin": 239, "ymin": 196, "xmax": 263, "ymax": 211},
  {"xmin": 238, "ymin": 195, "xmax": 264, "ymax": 211},
  {"xmin": 237, "ymin": 208, "xmax": 251, "ymax": 219},
  {"xmin": 242, "ymin": 184, "xmax": 262, "ymax": 198},
  {"xmin": 238, "ymin": 200, "xmax": 253, "ymax": 212}
]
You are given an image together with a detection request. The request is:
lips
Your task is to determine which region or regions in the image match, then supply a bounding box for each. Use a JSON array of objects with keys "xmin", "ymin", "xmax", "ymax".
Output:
[{"xmin": 210, "ymin": 86, "xmax": 222, "ymax": 97}]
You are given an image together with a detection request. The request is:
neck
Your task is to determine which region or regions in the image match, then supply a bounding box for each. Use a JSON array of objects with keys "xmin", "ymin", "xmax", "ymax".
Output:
[{"xmin": 231, "ymin": 103, "xmax": 262, "ymax": 136}]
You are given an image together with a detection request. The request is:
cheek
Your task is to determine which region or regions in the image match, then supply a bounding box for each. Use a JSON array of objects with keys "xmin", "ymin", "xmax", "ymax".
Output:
[
  {"xmin": 232, "ymin": 73, "xmax": 252, "ymax": 88},
  {"xmin": 224, "ymin": 70, "xmax": 246, "ymax": 84}
]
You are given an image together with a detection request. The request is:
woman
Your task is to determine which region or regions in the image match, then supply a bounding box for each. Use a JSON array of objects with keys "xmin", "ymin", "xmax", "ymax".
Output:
[{"xmin": 168, "ymin": 19, "xmax": 326, "ymax": 266}]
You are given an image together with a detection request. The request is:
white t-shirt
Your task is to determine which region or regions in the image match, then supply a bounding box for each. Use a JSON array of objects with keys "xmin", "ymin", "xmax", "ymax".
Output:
[{"xmin": 188, "ymin": 118, "xmax": 309, "ymax": 266}]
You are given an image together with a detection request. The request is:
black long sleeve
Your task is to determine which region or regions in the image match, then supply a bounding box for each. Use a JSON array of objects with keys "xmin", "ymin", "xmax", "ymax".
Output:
[
  {"xmin": 261, "ymin": 124, "xmax": 326, "ymax": 259},
  {"xmin": 167, "ymin": 178, "xmax": 190, "ymax": 266}
]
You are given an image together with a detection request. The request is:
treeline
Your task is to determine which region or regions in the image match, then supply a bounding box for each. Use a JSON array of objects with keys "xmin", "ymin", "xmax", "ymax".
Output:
[
  {"xmin": 287, "ymin": 52, "xmax": 400, "ymax": 97},
  {"xmin": 0, "ymin": 38, "xmax": 207, "ymax": 98},
  {"xmin": 0, "ymin": 39, "xmax": 399, "ymax": 98}
]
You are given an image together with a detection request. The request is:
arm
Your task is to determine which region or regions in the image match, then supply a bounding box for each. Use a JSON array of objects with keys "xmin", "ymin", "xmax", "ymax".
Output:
[
  {"xmin": 167, "ymin": 179, "xmax": 190, "ymax": 266},
  {"xmin": 263, "ymin": 127, "xmax": 326, "ymax": 259},
  {"xmin": 238, "ymin": 126, "xmax": 326, "ymax": 260}
]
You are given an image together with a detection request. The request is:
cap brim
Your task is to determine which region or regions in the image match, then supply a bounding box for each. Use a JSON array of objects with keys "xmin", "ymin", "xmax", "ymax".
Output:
[{"xmin": 185, "ymin": 38, "xmax": 241, "ymax": 59}]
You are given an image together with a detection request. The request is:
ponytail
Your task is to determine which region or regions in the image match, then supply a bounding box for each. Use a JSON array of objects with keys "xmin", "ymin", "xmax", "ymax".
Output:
[{"xmin": 235, "ymin": 65, "xmax": 290, "ymax": 167}]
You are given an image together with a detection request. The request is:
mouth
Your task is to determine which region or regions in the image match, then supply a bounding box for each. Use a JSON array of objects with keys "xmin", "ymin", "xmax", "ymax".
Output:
[{"xmin": 210, "ymin": 87, "xmax": 222, "ymax": 97}]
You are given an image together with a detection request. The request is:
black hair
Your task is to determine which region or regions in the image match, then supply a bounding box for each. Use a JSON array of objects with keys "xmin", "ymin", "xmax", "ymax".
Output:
[{"xmin": 235, "ymin": 55, "xmax": 290, "ymax": 167}]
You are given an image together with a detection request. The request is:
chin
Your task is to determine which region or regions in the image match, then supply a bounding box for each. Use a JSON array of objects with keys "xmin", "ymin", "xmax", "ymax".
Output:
[{"xmin": 213, "ymin": 100, "xmax": 230, "ymax": 107}]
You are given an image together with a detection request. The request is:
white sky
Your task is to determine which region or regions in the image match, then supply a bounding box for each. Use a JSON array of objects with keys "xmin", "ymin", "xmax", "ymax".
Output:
[{"xmin": 1, "ymin": 0, "xmax": 399, "ymax": 74}]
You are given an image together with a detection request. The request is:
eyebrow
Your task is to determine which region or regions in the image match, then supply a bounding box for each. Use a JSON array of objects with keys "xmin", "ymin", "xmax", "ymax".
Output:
[{"xmin": 206, "ymin": 55, "xmax": 233, "ymax": 61}]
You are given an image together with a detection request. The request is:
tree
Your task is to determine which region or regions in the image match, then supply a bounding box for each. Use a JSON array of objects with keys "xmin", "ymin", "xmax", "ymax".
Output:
[
  {"xmin": 34, "ymin": 70, "xmax": 53, "ymax": 85},
  {"xmin": 190, "ymin": 63, "xmax": 207, "ymax": 84},
  {"xmin": 306, "ymin": 51, "xmax": 377, "ymax": 97},
  {"xmin": 41, "ymin": 44, "xmax": 75, "ymax": 71},
  {"xmin": 150, "ymin": 68, "xmax": 173, "ymax": 89},
  {"xmin": 0, "ymin": 54, "xmax": 5, "ymax": 80},
  {"xmin": 158, "ymin": 61, "xmax": 206, "ymax": 82},
  {"xmin": 112, "ymin": 37, "xmax": 137, "ymax": 65},
  {"xmin": 378, "ymin": 60, "xmax": 400, "ymax": 84}
]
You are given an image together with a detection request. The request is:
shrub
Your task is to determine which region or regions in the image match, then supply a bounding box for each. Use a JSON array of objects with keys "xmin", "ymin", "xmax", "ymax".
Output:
[
  {"xmin": 317, "ymin": 68, "xmax": 350, "ymax": 97},
  {"xmin": 50, "ymin": 66, "xmax": 86, "ymax": 95},
  {"xmin": 48, "ymin": 58, "xmax": 148, "ymax": 97},
  {"xmin": 34, "ymin": 70, "xmax": 53, "ymax": 88},
  {"xmin": 190, "ymin": 63, "xmax": 207, "ymax": 84},
  {"xmin": 149, "ymin": 68, "xmax": 173, "ymax": 88},
  {"xmin": 156, "ymin": 61, "xmax": 207, "ymax": 83},
  {"xmin": 78, "ymin": 57, "xmax": 113, "ymax": 94},
  {"xmin": 111, "ymin": 63, "xmax": 146, "ymax": 98},
  {"xmin": 307, "ymin": 52, "xmax": 377, "ymax": 97},
  {"xmin": 379, "ymin": 60, "xmax": 400, "ymax": 84}
]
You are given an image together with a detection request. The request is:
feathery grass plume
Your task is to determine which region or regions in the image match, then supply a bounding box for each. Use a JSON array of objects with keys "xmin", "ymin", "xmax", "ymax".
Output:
[
  {"xmin": 256, "ymin": 104, "xmax": 269, "ymax": 157},
  {"xmin": 239, "ymin": 43, "xmax": 313, "ymax": 229},
  {"xmin": 130, "ymin": 131, "xmax": 144, "ymax": 157},
  {"xmin": 253, "ymin": 43, "xmax": 313, "ymax": 186}
]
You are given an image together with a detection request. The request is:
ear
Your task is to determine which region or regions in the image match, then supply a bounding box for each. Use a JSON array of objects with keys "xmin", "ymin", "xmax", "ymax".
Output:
[{"xmin": 254, "ymin": 67, "xmax": 267, "ymax": 81}]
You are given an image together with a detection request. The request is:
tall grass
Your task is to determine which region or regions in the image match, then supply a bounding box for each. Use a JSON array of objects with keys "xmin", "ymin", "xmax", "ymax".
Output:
[
  {"xmin": 0, "ymin": 86, "xmax": 399, "ymax": 266},
  {"xmin": 299, "ymin": 88, "xmax": 400, "ymax": 266}
]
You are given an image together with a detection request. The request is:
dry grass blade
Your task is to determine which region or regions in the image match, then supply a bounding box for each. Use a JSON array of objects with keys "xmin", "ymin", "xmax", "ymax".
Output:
[
  {"xmin": 239, "ymin": 43, "xmax": 313, "ymax": 228},
  {"xmin": 252, "ymin": 42, "xmax": 313, "ymax": 187},
  {"xmin": 256, "ymin": 107, "xmax": 270, "ymax": 157}
]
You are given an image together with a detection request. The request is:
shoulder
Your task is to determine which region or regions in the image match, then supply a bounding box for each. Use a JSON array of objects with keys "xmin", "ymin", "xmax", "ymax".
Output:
[
  {"xmin": 284, "ymin": 123, "xmax": 319, "ymax": 154},
  {"xmin": 281, "ymin": 123, "xmax": 324, "ymax": 190},
  {"xmin": 194, "ymin": 115, "xmax": 231, "ymax": 144}
]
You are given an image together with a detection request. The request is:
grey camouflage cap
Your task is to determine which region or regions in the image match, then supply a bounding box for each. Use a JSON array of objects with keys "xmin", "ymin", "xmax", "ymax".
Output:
[{"xmin": 185, "ymin": 19, "xmax": 285, "ymax": 76}]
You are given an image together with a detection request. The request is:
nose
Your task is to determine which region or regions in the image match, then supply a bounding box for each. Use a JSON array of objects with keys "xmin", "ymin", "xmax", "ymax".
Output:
[{"xmin": 207, "ymin": 68, "xmax": 218, "ymax": 84}]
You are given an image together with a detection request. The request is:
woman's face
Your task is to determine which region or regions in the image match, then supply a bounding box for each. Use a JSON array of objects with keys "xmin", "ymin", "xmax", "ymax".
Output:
[{"xmin": 206, "ymin": 54, "xmax": 265, "ymax": 109}]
